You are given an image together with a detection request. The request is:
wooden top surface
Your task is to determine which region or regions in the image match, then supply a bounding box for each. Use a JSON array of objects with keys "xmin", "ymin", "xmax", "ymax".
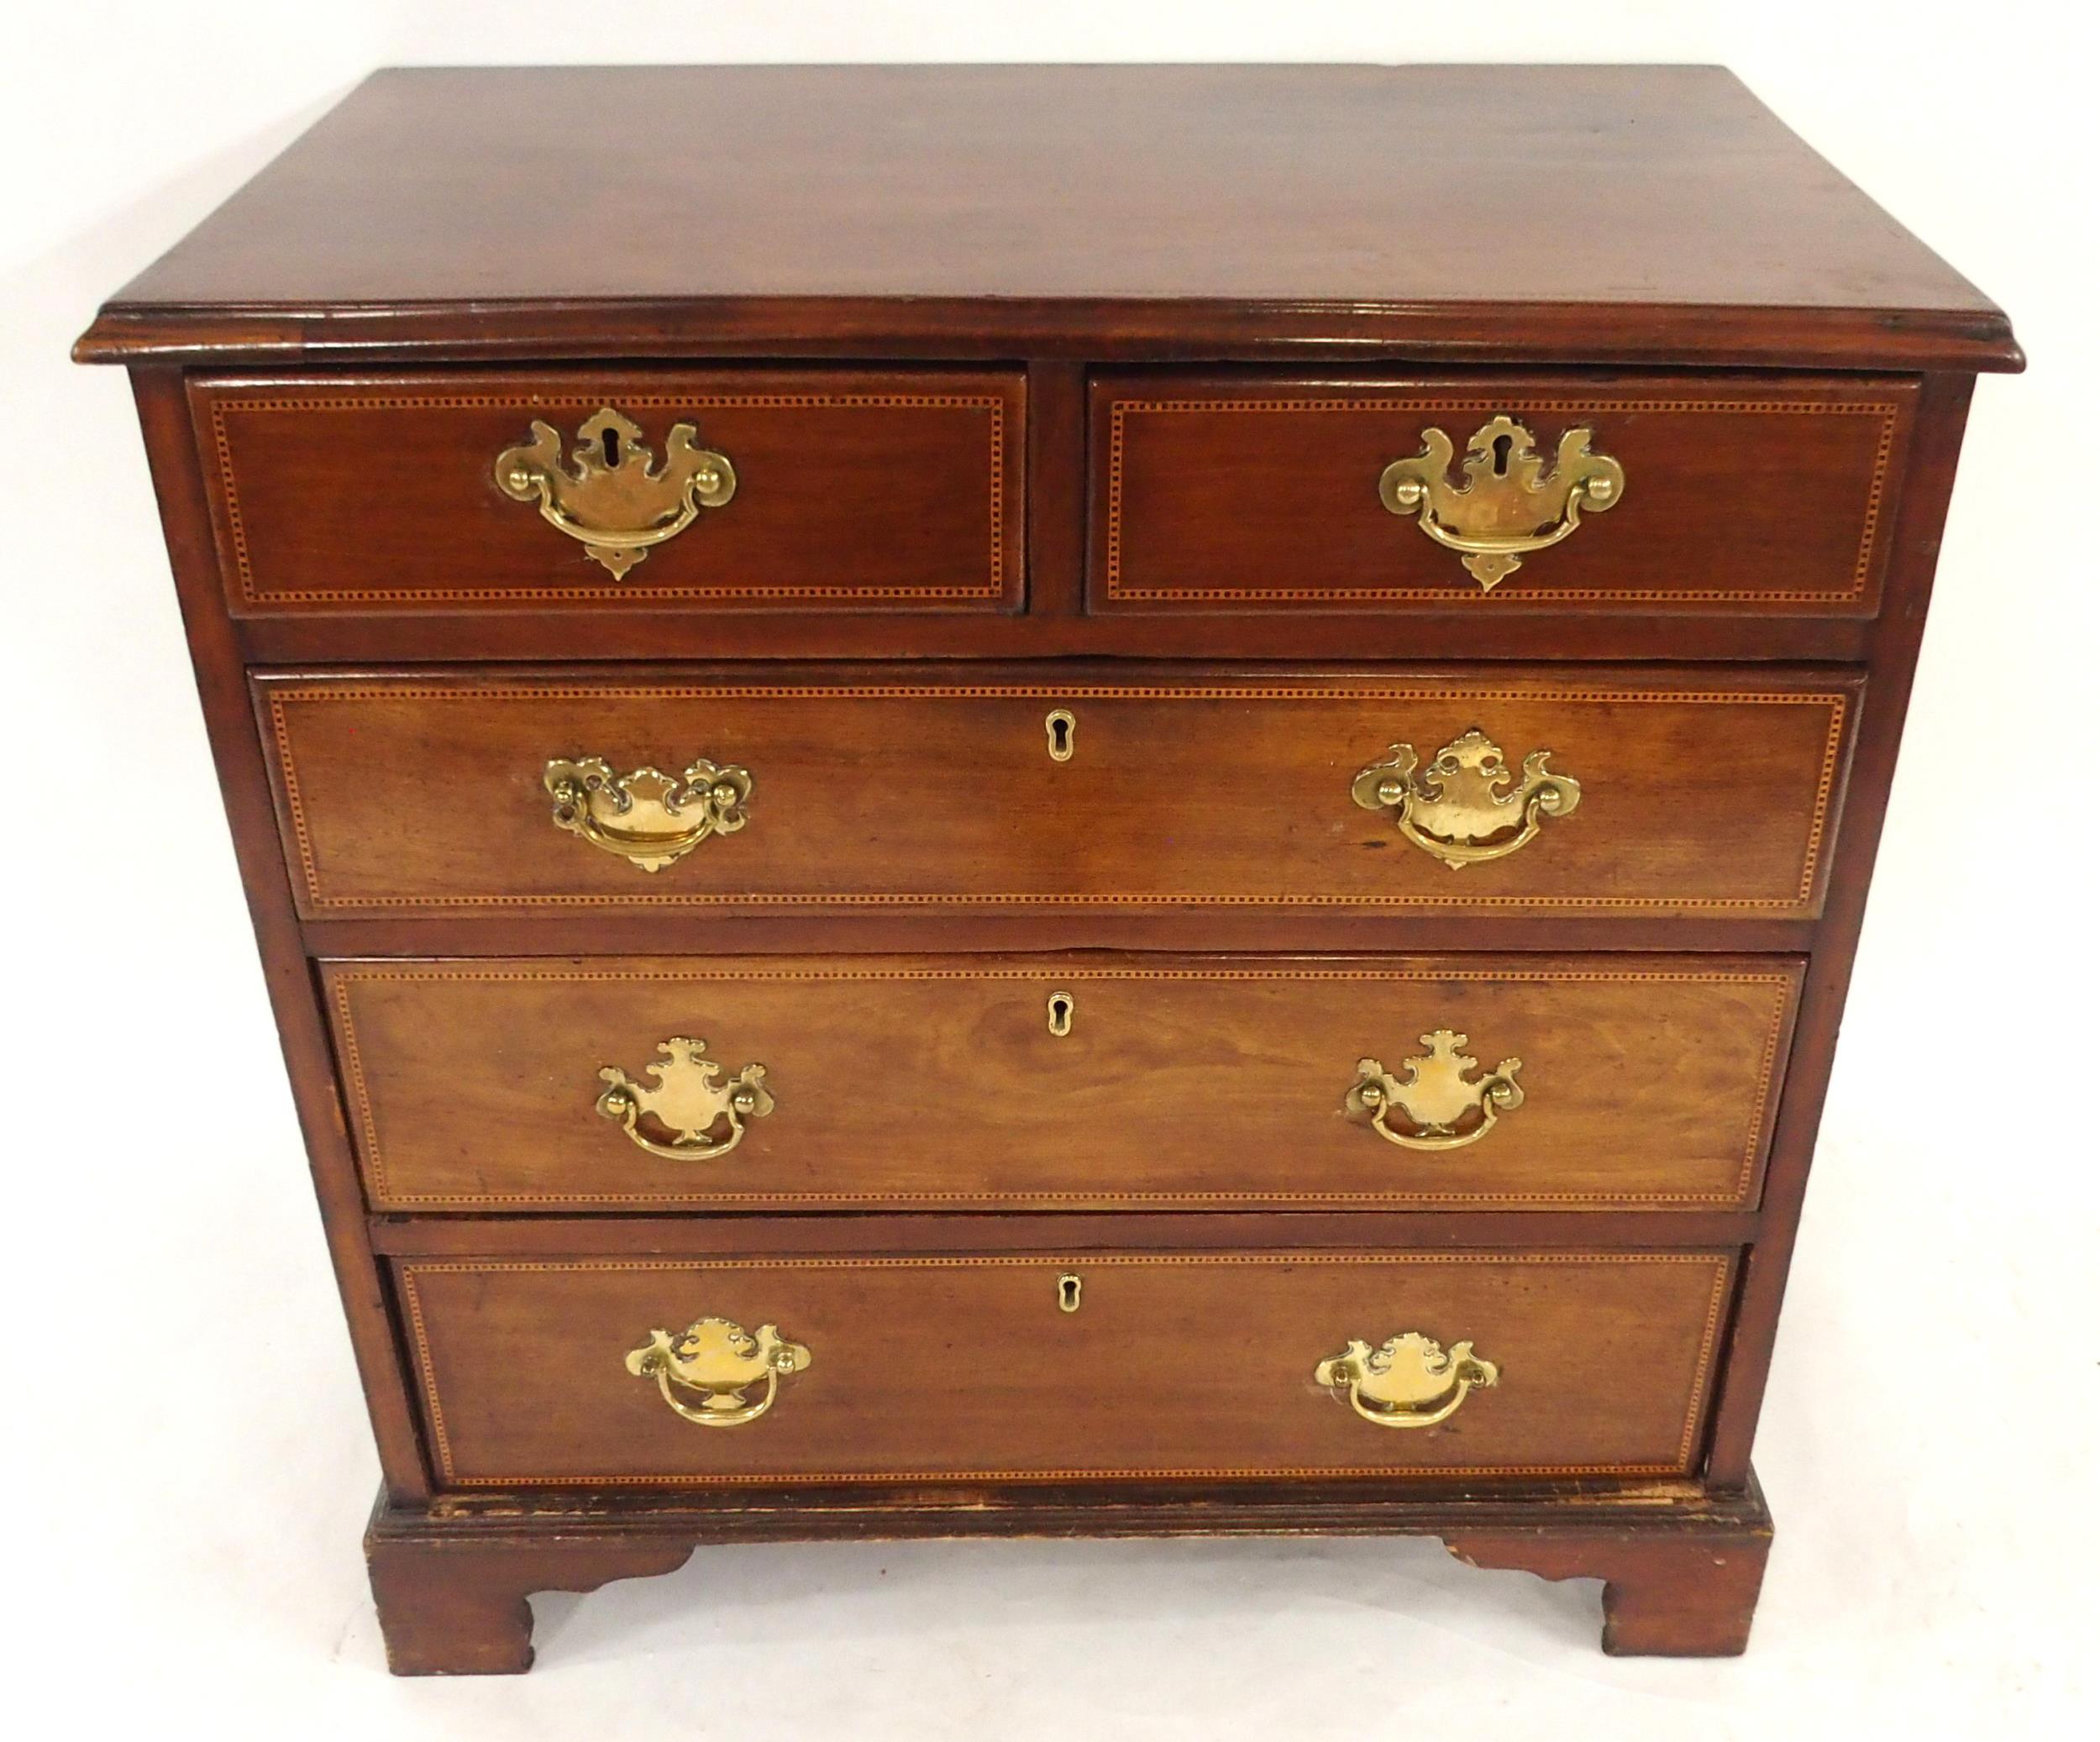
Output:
[{"xmin": 77, "ymin": 65, "xmax": 2018, "ymax": 369}]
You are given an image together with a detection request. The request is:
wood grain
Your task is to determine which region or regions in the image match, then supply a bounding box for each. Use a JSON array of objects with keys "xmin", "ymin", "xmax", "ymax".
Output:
[
  {"xmin": 76, "ymin": 66, "xmax": 2018, "ymax": 372},
  {"xmin": 370, "ymin": 1211, "xmax": 1764, "ymax": 1259},
  {"xmin": 189, "ymin": 368, "xmax": 1024, "ymax": 615},
  {"xmin": 255, "ymin": 665, "xmax": 1859, "ymax": 919},
  {"xmin": 76, "ymin": 62, "xmax": 2016, "ymax": 1671},
  {"xmin": 395, "ymin": 1250, "xmax": 1736, "ymax": 1487},
  {"xmin": 1094, "ymin": 374, "xmax": 1913, "ymax": 613},
  {"xmin": 228, "ymin": 596, "xmax": 1886, "ymax": 668},
  {"xmin": 365, "ymin": 1475, "xmax": 1773, "ymax": 1671},
  {"xmin": 1448, "ymin": 1501, "xmax": 1771, "ymax": 1655},
  {"xmin": 326, "ymin": 953, "xmax": 1799, "ymax": 1212},
  {"xmin": 365, "ymin": 1519, "xmax": 694, "ymax": 1675},
  {"xmin": 1702, "ymin": 370, "xmax": 1980, "ymax": 1482},
  {"xmin": 129, "ymin": 370, "xmax": 434, "ymax": 1503}
]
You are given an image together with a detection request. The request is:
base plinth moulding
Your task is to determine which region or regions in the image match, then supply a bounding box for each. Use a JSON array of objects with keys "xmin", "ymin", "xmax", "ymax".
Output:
[{"xmin": 364, "ymin": 1472, "xmax": 1773, "ymax": 1674}]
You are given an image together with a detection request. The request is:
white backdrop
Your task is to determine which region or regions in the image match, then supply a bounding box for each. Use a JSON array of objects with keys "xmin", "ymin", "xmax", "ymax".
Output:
[{"xmin": 4, "ymin": 5, "xmax": 2094, "ymax": 1739}]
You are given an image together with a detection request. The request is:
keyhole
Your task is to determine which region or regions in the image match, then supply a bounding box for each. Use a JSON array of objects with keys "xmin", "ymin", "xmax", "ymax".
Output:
[
  {"xmin": 1047, "ymin": 991, "xmax": 1074, "ymax": 1037},
  {"xmin": 1490, "ymin": 432, "xmax": 1514, "ymax": 475},
  {"xmin": 1046, "ymin": 709, "xmax": 1076, "ymax": 763},
  {"xmin": 1057, "ymin": 1273, "xmax": 1083, "ymax": 1313},
  {"xmin": 601, "ymin": 426, "xmax": 622, "ymax": 468}
]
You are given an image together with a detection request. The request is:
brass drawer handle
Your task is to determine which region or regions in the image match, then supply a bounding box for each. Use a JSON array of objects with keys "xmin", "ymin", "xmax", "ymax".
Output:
[
  {"xmin": 544, "ymin": 755, "xmax": 753, "ymax": 872},
  {"xmin": 596, "ymin": 1037, "xmax": 774, "ymax": 1160},
  {"xmin": 1315, "ymin": 1332, "xmax": 1499, "ymax": 1429},
  {"xmin": 1378, "ymin": 415, "xmax": 1624, "ymax": 590},
  {"xmin": 1351, "ymin": 728, "xmax": 1580, "ymax": 868},
  {"xmin": 1346, "ymin": 1030, "xmax": 1523, "ymax": 1152},
  {"xmin": 495, "ymin": 407, "xmax": 737, "ymax": 580},
  {"xmin": 626, "ymin": 1316, "xmax": 810, "ymax": 1427}
]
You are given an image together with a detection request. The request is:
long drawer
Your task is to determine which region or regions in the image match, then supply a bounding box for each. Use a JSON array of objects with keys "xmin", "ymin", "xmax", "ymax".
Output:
[
  {"xmin": 396, "ymin": 1248, "xmax": 1737, "ymax": 1488},
  {"xmin": 257, "ymin": 666, "xmax": 1858, "ymax": 918},
  {"xmin": 328, "ymin": 953, "xmax": 1800, "ymax": 1212}
]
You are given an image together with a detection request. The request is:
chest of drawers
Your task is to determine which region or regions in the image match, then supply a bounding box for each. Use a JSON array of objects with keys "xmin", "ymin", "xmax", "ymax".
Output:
[{"xmin": 78, "ymin": 63, "xmax": 2019, "ymax": 1672}]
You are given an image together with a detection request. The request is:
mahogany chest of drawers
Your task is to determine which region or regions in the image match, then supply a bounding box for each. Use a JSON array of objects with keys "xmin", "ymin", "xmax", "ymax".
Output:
[{"xmin": 78, "ymin": 64, "xmax": 2019, "ymax": 1671}]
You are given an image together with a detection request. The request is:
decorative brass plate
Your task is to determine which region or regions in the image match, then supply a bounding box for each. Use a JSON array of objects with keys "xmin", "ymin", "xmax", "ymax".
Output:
[
  {"xmin": 1314, "ymin": 1332, "xmax": 1499, "ymax": 1428},
  {"xmin": 543, "ymin": 755, "xmax": 753, "ymax": 872},
  {"xmin": 596, "ymin": 1037, "xmax": 774, "ymax": 1161},
  {"xmin": 1351, "ymin": 729, "xmax": 1580, "ymax": 868},
  {"xmin": 625, "ymin": 1316, "xmax": 811, "ymax": 1427},
  {"xmin": 1378, "ymin": 415, "xmax": 1624, "ymax": 590},
  {"xmin": 1346, "ymin": 1030, "xmax": 1524, "ymax": 1152},
  {"xmin": 494, "ymin": 407, "xmax": 736, "ymax": 579}
]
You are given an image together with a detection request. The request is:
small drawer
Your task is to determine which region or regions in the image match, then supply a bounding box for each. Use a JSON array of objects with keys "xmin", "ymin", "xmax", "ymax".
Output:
[
  {"xmin": 1091, "ymin": 372, "xmax": 1915, "ymax": 615},
  {"xmin": 327, "ymin": 953, "xmax": 1800, "ymax": 1213},
  {"xmin": 189, "ymin": 367, "xmax": 1025, "ymax": 615},
  {"xmin": 256, "ymin": 664, "xmax": 1858, "ymax": 920},
  {"xmin": 396, "ymin": 1247, "xmax": 1737, "ymax": 1488}
]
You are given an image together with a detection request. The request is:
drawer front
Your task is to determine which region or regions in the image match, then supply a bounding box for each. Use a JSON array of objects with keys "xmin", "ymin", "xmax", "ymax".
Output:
[
  {"xmin": 328, "ymin": 954, "xmax": 1800, "ymax": 1212},
  {"xmin": 1092, "ymin": 374, "xmax": 1915, "ymax": 614},
  {"xmin": 258, "ymin": 667, "xmax": 1857, "ymax": 918},
  {"xmin": 190, "ymin": 369, "xmax": 1024, "ymax": 614},
  {"xmin": 396, "ymin": 1250, "xmax": 1736, "ymax": 1487}
]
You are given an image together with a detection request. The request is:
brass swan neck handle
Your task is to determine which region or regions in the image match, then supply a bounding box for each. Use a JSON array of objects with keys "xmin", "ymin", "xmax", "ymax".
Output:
[
  {"xmin": 1314, "ymin": 1332, "xmax": 1499, "ymax": 1428},
  {"xmin": 1351, "ymin": 729, "xmax": 1580, "ymax": 868},
  {"xmin": 1346, "ymin": 1031, "xmax": 1524, "ymax": 1152},
  {"xmin": 544, "ymin": 755, "xmax": 753, "ymax": 873},
  {"xmin": 1378, "ymin": 415, "xmax": 1624, "ymax": 590},
  {"xmin": 625, "ymin": 1317, "xmax": 811, "ymax": 1427},
  {"xmin": 496, "ymin": 407, "xmax": 737, "ymax": 579},
  {"xmin": 596, "ymin": 1036, "xmax": 774, "ymax": 1162}
]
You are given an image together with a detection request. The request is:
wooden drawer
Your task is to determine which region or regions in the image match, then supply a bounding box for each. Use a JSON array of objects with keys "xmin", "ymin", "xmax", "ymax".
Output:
[
  {"xmin": 189, "ymin": 368, "xmax": 1025, "ymax": 615},
  {"xmin": 328, "ymin": 953, "xmax": 1800, "ymax": 1212},
  {"xmin": 396, "ymin": 1249, "xmax": 1737, "ymax": 1488},
  {"xmin": 1091, "ymin": 374, "xmax": 1915, "ymax": 615},
  {"xmin": 256, "ymin": 665, "xmax": 1858, "ymax": 919}
]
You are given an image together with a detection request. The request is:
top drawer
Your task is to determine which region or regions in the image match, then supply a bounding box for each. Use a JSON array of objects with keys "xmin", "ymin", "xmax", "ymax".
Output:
[
  {"xmin": 1091, "ymin": 373, "xmax": 1916, "ymax": 616},
  {"xmin": 187, "ymin": 368, "xmax": 1026, "ymax": 616}
]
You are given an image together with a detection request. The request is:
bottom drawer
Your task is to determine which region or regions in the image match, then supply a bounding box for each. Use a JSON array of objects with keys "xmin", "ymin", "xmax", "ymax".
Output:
[{"xmin": 396, "ymin": 1249, "xmax": 1736, "ymax": 1488}]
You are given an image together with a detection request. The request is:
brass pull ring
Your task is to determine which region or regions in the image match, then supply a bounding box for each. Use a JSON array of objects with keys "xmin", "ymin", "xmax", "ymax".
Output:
[
  {"xmin": 1351, "ymin": 729, "xmax": 1579, "ymax": 869},
  {"xmin": 1314, "ymin": 1333, "xmax": 1499, "ymax": 1429},
  {"xmin": 1378, "ymin": 416, "xmax": 1623, "ymax": 590},
  {"xmin": 544, "ymin": 756, "xmax": 752, "ymax": 873},
  {"xmin": 495, "ymin": 407, "xmax": 736, "ymax": 580},
  {"xmin": 625, "ymin": 1317, "xmax": 811, "ymax": 1428},
  {"xmin": 1346, "ymin": 1031, "xmax": 1524, "ymax": 1152},
  {"xmin": 597, "ymin": 1037, "xmax": 774, "ymax": 1161}
]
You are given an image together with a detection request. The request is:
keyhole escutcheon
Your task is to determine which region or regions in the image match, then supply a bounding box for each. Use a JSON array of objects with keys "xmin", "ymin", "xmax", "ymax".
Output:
[
  {"xmin": 1046, "ymin": 709, "xmax": 1076, "ymax": 763},
  {"xmin": 1047, "ymin": 991, "xmax": 1075, "ymax": 1037},
  {"xmin": 1058, "ymin": 1272, "xmax": 1083, "ymax": 1313}
]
